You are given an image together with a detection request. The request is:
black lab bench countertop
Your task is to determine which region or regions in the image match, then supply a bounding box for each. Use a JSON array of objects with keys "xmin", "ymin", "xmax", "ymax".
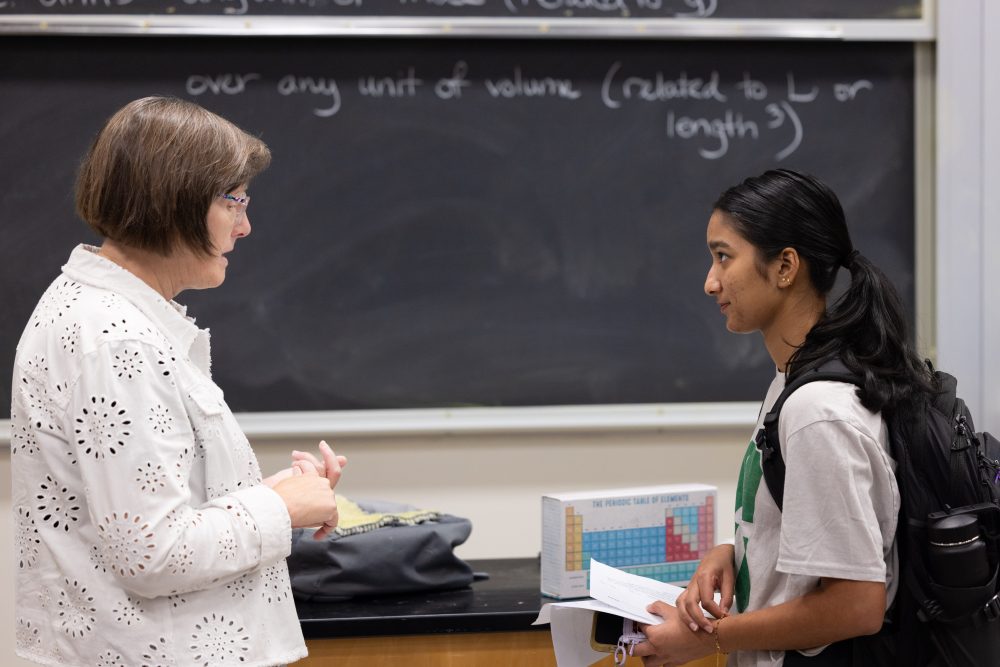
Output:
[{"xmin": 295, "ymin": 558, "xmax": 553, "ymax": 638}]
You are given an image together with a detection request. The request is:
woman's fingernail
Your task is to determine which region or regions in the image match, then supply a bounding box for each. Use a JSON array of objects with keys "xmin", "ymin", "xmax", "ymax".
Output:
[{"xmin": 689, "ymin": 622, "xmax": 699, "ymax": 632}]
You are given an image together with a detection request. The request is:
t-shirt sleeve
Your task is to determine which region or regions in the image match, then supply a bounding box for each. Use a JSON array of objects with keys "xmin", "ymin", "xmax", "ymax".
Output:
[{"xmin": 775, "ymin": 386, "xmax": 895, "ymax": 583}]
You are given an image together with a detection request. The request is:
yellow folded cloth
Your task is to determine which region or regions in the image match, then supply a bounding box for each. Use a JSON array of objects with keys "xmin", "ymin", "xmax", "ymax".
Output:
[{"xmin": 334, "ymin": 495, "xmax": 441, "ymax": 537}]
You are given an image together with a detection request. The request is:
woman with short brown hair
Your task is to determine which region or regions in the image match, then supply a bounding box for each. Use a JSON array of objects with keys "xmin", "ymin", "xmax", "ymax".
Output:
[
  {"xmin": 76, "ymin": 96, "xmax": 271, "ymax": 258},
  {"xmin": 12, "ymin": 96, "xmax": 343, "ymax": 667}
]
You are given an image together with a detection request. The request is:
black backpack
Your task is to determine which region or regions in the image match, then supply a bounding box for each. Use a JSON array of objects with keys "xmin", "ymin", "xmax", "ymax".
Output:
[{"xmin": 754, "ymin": 359, "xmax": 1000, "ymax": 667}]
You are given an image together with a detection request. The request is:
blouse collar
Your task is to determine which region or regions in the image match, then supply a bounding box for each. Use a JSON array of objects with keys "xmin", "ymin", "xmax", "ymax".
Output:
[{"xmin": 61, "ymin": 244, "xmax": 212, "ymax": 373}]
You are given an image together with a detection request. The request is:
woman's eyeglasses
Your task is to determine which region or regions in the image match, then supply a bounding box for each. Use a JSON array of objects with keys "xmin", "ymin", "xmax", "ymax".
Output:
[{"xmin": 219, "ymin": 193, "xmax": 250, "ymax": 219}]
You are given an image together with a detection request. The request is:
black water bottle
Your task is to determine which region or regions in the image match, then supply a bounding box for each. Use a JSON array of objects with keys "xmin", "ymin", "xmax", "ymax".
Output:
[{"xmin": 927, "ymin": 513, "xmax": 990, "ymax": 588}]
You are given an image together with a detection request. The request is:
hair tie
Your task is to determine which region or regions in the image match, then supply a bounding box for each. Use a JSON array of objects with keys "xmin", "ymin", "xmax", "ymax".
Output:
[{"xmin": 844, "ymin": 249, "xmax": 860, "ymax": 269}]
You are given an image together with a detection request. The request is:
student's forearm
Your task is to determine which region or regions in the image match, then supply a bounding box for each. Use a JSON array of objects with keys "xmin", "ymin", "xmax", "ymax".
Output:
[{"xmin": 715, "ymin": 578, "xmax": 886, "ymax": 653}]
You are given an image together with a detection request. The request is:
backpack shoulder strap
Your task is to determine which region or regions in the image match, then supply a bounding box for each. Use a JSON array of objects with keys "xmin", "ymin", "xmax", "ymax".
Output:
[{"xmin": 756, "ymin": 360, "xmax": 864, "ymax": 512}]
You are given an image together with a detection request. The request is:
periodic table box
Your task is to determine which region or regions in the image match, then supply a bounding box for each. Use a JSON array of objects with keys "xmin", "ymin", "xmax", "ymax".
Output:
[{"xmin": 540, "ymin": 484, "xmax": 717, "ymax": 599}]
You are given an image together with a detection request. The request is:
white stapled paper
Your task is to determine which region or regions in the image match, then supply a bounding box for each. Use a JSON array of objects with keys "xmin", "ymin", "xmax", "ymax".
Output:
[{"xmin": 533, "ymin": 559, "xmax": 716, "ymax": 667}]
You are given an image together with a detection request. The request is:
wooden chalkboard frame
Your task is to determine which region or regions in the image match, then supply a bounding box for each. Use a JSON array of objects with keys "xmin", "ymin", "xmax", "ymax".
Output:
[{"xmin": 0, "ymin": 33, "xmax": 935, "ymax": 442}]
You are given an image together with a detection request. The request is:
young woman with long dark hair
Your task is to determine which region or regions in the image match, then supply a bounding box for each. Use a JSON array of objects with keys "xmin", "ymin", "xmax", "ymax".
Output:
[{"xmin": 633, "ymin": 169, "xmax": 934, "ymax": 667}]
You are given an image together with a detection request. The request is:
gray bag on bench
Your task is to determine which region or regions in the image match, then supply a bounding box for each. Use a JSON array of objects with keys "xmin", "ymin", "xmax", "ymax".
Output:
[{"xmin": 287, "ymin": 497, "xmax": 475, "ymax": 601}]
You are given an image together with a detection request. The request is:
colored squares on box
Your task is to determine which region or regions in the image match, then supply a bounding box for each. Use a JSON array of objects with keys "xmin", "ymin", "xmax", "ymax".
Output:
[
  {"xmin": 581, "ymin": 526, "xmax": 665, "ymax": 569},
  {"xmin": 567, "ymin": 495, "xmax": 715, "ymax": 573},
  {"xmin": 665, "ymin": 498, "xmax": 713, "ymax": 562},
  {"xmin": 628, "ymin": 561, "xmax": 698, "ymax": 585},
  {"xmin": 565, "ymin": 507, "xmax": 584, "ymax": 571}
]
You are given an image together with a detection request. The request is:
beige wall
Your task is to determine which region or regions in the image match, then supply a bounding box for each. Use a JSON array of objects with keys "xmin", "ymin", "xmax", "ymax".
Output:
[{"xmin": 2, "ymin": 429, "xmax": 746, "ymax": 666}]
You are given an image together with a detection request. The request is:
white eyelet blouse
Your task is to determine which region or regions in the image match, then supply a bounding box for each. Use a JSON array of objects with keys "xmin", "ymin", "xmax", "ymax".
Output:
[{"xmin": 11, "ymin": 245, "xmax": 307, "ymax": 667}]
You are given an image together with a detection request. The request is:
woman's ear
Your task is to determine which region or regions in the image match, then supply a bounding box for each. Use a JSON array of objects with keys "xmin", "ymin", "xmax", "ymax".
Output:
[{"xmin": 775, "ymin": 247, "xmax": 801, "ymax": 288}]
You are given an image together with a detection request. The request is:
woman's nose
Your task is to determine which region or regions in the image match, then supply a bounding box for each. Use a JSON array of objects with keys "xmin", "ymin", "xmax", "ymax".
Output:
[
  {"xmin": 235, "ymin": 213, "xmax": 251, "ymax": 239},
  {"xmin": 704, "ymin": 269, "xmax": 719, "ymax": 296}
]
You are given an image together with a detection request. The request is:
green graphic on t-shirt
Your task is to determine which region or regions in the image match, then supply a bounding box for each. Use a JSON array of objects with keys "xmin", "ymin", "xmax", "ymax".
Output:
[
  {"xmin": 735, "ymin": 536, "xmax": 751, "ymax": 612},
  {"xmin": 734, "ymin": 439, "xmax": 762, "ymax": 613},
  {"xmin": 735, "ymin": 439, "xmax": 762, "ymax": 524}
]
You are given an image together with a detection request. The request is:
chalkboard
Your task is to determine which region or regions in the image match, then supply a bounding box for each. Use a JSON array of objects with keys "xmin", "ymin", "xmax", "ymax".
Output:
[
  {"xmin": 0, "ymin": 0, "xmax": 922, "ymax": 20},
  {"xmin": 0, "ymin": 37, "xmax": 915, "ymax": 416}
]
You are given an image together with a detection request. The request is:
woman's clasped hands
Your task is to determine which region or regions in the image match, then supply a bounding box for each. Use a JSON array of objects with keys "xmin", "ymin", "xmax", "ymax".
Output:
[
  {"xmin": 632, "ymin": 543, "xmax": 735, "ymax": 667},
  {"xmin": 265, "ymin": 440, "xmax": 347, "ymax": 540}
]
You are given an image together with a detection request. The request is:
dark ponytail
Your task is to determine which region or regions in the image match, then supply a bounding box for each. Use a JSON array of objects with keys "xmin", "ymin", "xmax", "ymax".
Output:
[{"xmin": 713, "ymin": 169, "xmax": 934, "ymax": 413}]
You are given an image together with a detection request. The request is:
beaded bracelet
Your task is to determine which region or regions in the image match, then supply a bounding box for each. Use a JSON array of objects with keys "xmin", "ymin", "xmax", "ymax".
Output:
[{"xmin": 713, "ymin": 617, "xmax": 728, "ymax": 667}]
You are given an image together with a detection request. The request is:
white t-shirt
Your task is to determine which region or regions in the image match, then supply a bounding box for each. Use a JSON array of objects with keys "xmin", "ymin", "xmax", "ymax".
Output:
[
  {"xmin": 730, "ymin": 371, "xmax": 899, "ymax": 667},
  {"xmin": 11, "ymin": 245, "xmax": 307, "ymax": 667}
]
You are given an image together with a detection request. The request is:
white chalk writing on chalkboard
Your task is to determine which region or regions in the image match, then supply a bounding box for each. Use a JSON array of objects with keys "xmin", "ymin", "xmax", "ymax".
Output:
[
  {"xmin": 600, "ymin": 62, "xmax": 727, "ymax": 108},
  {"xmin": 678, "ymin": 0, "xmax": 716, "ymax": 16},
  {"xmin": 36, "ymin": 0, "xmax": 134, "ymax": 7},
  {"xmin": 506, "ymin": 0, "xmax": 631, "ymax": 14},
  {"xmin": 665, "ymin": 110, "xmax": 758, "ymax": 160},
  {"xmin": 765, "ymin": 101, "xmax": 801, "ymax": 160},
  {"xmin": 434, "ymin": 61, "xmax": 472, "ymax": 99},
  {"xmin": 183, "ymin": 64, "xmax": 875, "ymax": 161},
  {"xmin": 186, "ymin": 73, "xmax": 260, "ymax": 96},
  {"xmin": 485, "ymin": 68, "xmax": 581, "ymax": 99},
  {"xmin": 400, "ymin": 0, "xmax": 486, "ymax": 6},
  {"xmin": 181, "ymin": 0, "xmax": 355, "ymax": 15},
  {"xmin": 502, "ymin": 0, "xmax": 716, "ymax": 16},
  {"xmin": 786, "ymin": 73, "xmax": 819, "ymax": 103},
  {"xmin": 736, "ymin": 73, "xmax": 768, "ymax": 100},
  {"xmin": 275, "ymin": 75, "xmax": 342, "ymax": 117},
  {"xmin": 359, "ymin": 68, "xmax": 423, "ymax": 97},
  {"xmin": 834, "ymin": 79, "xmax": 873, "ymax": 101}
]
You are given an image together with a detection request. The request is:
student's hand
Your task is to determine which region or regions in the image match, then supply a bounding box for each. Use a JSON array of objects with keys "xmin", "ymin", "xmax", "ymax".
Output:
[
  {"xmin": 271, "ymin": 459, "xmax": 339, "ymax": 538},
  {"xmin": 634, "ymin": 601, "xmax": 715, "ymax": 667},
  {"xmin": 677, "ymin": 543, "xmax": 735, "ymax": 632}
]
